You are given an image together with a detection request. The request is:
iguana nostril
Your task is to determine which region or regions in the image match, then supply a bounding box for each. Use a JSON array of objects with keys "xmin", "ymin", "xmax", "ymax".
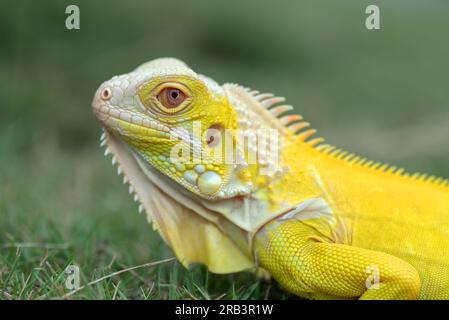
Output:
[{"xmin": 100, "ymin": 87, "xmax": 112, "ymax": 101}]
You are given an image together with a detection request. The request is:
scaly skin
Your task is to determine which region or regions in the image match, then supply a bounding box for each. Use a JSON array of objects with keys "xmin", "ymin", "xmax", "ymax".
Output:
[{"xmin": 92, "ymin": 58, "xmax": 449, "ymax": 299}]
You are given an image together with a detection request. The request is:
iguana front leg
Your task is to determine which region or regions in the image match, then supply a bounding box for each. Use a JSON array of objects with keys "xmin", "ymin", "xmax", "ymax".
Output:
[{"xmin": 254, "ymin": 219, "xmax": 421, "ymax": 300}]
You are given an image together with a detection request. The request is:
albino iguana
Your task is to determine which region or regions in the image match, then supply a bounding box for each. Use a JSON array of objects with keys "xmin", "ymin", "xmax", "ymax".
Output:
[{"xmin": 92, "ymin": 58, "xmax": 449, "ymax": 299}]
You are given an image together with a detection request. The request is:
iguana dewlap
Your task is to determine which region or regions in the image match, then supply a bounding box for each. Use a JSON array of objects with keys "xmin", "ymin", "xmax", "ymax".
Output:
[{"xmin": 92, "ymin": 58, "xmax": 449, "ymax": 299}]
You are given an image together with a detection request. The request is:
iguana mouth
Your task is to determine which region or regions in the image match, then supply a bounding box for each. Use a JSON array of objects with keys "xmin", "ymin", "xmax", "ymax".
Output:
[{"xmin": 93, "ymin": 102, "xmax": 172, "ymax": 141}]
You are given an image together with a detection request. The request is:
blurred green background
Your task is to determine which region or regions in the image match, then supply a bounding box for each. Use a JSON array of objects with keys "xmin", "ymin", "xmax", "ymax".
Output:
[{"xmin": 1, "ymin": 0, "xmax": 448, "ymax": 299}]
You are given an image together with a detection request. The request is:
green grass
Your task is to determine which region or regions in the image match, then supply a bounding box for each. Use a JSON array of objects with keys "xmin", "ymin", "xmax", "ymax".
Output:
[{"xmin": 1, "ymin": 0, "xmax": 449, "ymax": 299}]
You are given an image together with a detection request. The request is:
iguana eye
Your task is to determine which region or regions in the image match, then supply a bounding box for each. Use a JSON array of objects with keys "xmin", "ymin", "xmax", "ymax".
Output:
[
  {"xmin": 157, "ymin": 87, "xmax": 186, "ymax": 110},
  {"xmin": 139, "ymin": 82, "xmax": 192, "ymax": 115}
]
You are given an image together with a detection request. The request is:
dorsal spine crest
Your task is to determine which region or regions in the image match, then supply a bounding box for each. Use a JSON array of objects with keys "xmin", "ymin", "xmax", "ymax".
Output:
[{"xmin": 234, "ymin": 84, "xmax": 449, "ymax": 189}]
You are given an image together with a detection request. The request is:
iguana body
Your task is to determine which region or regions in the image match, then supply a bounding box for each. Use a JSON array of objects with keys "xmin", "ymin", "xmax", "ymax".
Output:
[{"xmin": 92, "ymin": 58, "xmax": 449, "ymax": 299}]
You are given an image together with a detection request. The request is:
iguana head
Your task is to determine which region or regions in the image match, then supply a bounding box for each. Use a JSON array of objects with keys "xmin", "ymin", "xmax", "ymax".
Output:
[
  {"xmin": 92, "ymin": 58, "xmax": 312, "ymax": 273},
  {"xmin": 93, "ymin": 58, "xmax": 286, "ymax": 201}
]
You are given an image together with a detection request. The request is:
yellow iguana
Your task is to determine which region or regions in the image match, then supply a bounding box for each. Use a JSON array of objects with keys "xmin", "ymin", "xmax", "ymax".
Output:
[{"xmin": 92, "ymin": 58, "xmax": 449, "ymax": 299}]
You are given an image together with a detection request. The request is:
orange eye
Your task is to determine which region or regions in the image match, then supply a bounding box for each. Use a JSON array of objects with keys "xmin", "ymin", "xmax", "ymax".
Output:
[
  {"xmin": 139, "ymin": 82, "xmax": 192, "ymax": 115},
  {"xmin": 157, "ymin": 87, "xmax": 186, "ymax": 109}
]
